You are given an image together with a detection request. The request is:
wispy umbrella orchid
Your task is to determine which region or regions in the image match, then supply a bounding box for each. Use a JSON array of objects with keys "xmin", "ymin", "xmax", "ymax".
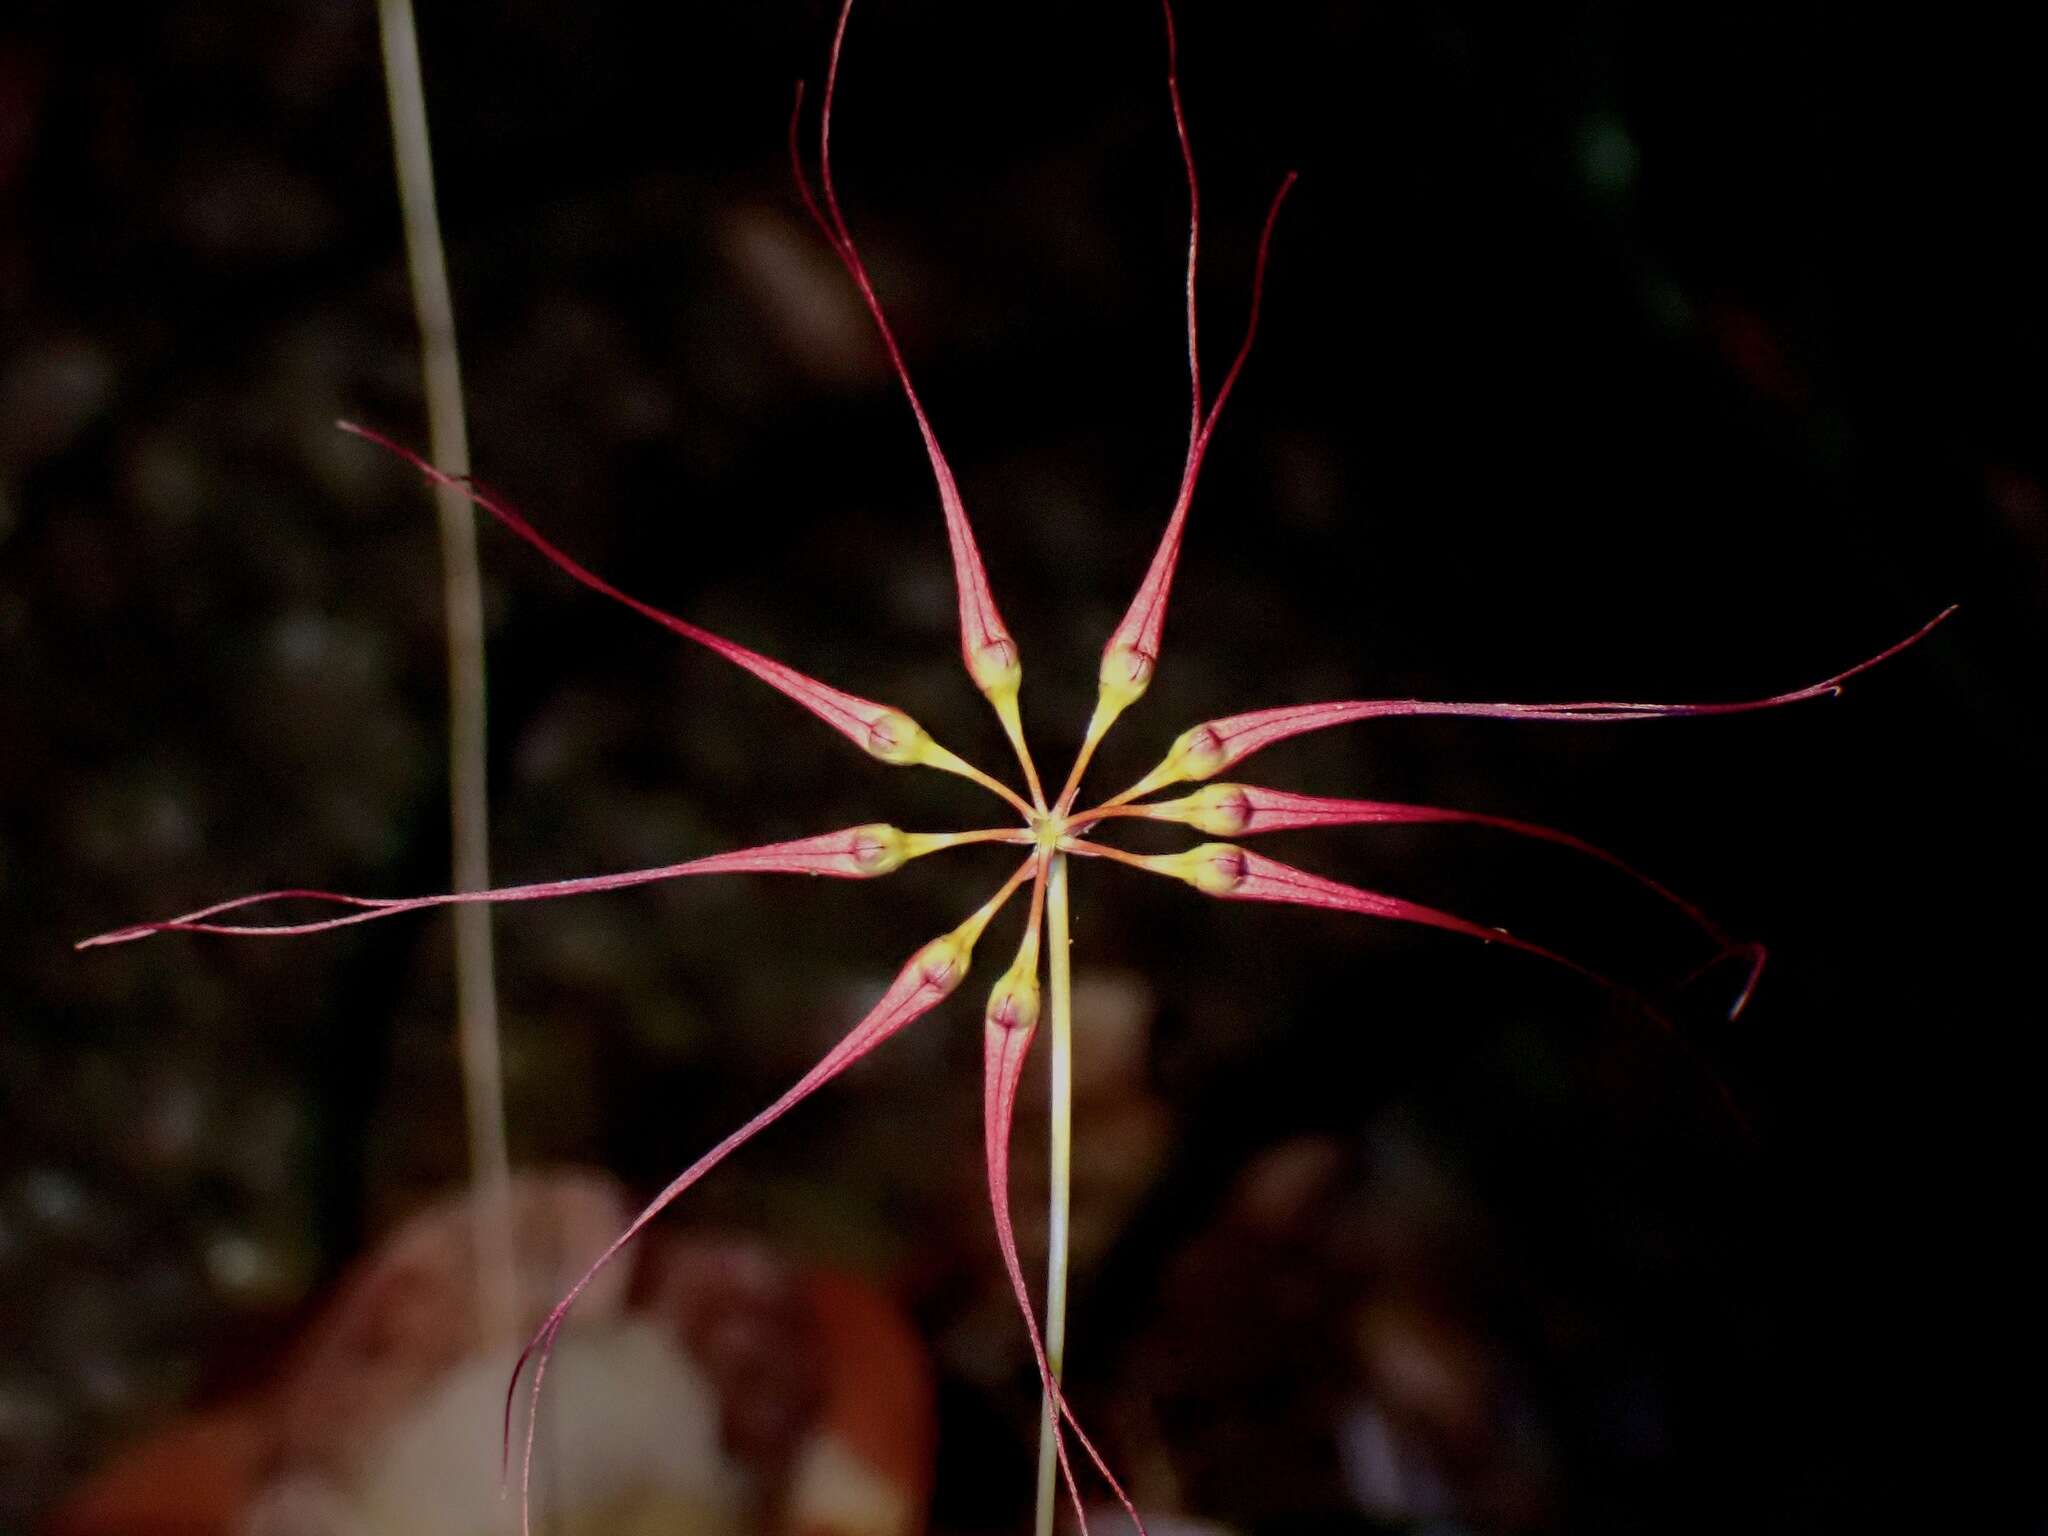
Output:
[{"xmin": 80, "ymin": 2, "xmax": 1952, "ymax": 1530}]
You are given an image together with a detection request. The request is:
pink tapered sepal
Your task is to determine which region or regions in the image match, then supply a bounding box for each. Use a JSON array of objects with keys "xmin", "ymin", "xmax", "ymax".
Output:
[
  {"xmin": 337, "ymin": 421, "xmax": 939, "ymax": 762},
  {"xmin": 1142, "ymin": 608, "xmax": 1957, "ymax": 786},
  {"xmin": 1124, "ymin": 842, "xmax": 1752, "ymax": 1117},
  {"xmin": 1102, "ymin": 840, "xmax": 1607, "ymax": 987},
  {"xmin": 77, "ymin": 825, "xmax": 929, "ymax": 947},
  {"xmin": 1167, "ymin": 784, "xmax": 1731, "ymax": 936},
  {"xmin": 792, "ymin": 4, "xmax": 1021, "ymax": 699},
  {"xmin": 1138, "ymin": 786, "xmax": 1766, "ymax": 1016},
  {"xmin": 1208, "ymin": 846, "xmax": 1538, "ymax": 942},
  {"xmin": 1098, "ymin": 170, "xmax": 1296, "ymax": 705},
  {"xmin": 505, "ymin": 924, "xmax": 974, "ymax": 1535}
]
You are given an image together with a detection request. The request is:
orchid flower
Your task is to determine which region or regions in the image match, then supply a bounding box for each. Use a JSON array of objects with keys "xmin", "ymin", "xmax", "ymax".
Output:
[{"xmin": 81, "ymin": 2, "xmax": 1952, "ymax": 1531}]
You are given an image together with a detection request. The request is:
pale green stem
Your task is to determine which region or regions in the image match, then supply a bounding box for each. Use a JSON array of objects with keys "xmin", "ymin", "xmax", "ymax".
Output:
[
  {"xmin": 1034, "ymin": 852, "xmax": 1073, "ymax": 1536},
  {"xmin": 375, "ymin": 0, "xmax": 516, "ymax": 1346}
]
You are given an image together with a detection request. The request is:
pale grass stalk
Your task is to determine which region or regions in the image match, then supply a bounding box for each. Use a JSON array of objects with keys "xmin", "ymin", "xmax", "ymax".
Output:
[{"xmin": 374, "ymin": 0, "xmax": 515, "ymax": 1346}]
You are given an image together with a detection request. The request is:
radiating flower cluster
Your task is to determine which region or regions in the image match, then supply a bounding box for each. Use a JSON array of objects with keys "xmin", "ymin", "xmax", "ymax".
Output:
[{"xmin": 83, "ymin": 2, "xmax": 1949, "ymax": 1531}]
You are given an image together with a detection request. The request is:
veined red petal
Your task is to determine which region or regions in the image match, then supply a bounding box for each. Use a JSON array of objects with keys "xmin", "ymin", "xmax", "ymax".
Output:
[
  {"xmin": 337, "ymin": 420, "xmax": 908, "ymax": 753},
  {"xmin": 791, "ymin": 2, "xmax": 1019, "ymax": 696},
  {"xmin": 74, "ymin": 825, "xmax": 997, "ymax": 947},
  {"xmin": 1135, "ymin": 608, "xmax": 1956, "ymax": 788}
]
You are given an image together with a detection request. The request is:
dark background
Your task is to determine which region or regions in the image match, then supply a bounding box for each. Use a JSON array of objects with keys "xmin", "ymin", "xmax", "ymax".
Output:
[{"xmin": 2, "ymin": 1, "xmax": 2040, "ymax": 1530}]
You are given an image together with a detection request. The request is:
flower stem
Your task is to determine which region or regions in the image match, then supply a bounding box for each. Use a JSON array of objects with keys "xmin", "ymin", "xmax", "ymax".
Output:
[
  {"xmin": 374, "ymin": 0, "xmax": 515, "ymax": 1346},
  {"xmin": 1034, "ymin": 852, "xmax": 1073, "ymax": 1536}
]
